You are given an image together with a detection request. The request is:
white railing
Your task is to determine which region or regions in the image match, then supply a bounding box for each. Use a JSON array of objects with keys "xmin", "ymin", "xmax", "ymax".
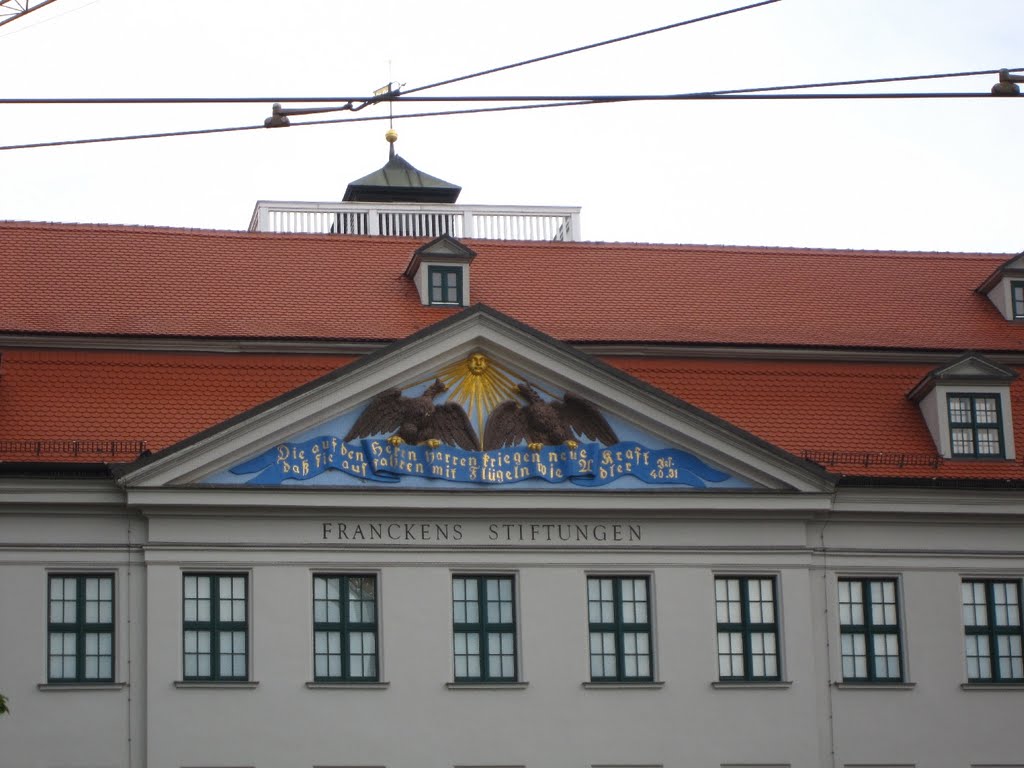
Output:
[{"xmin": 249, "ymin": 201, "xmax": 582, "ymax": 241}]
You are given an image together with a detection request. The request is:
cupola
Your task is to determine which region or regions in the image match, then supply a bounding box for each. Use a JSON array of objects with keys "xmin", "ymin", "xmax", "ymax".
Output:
[{"xmin": 343, "ymin": 130, "xmax": 461, "ymax": 204}]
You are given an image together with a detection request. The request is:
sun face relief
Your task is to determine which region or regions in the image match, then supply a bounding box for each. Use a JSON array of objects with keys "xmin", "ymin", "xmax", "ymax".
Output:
[{"xmin": 467, "ymin": 353, "xmax": 488, "ymax": 376}]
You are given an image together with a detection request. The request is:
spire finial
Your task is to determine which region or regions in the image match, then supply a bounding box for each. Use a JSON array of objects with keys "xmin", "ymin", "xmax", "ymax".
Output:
[{"xmin": 385, "ymin": 128, "xmax": 398, "ymax": 159}]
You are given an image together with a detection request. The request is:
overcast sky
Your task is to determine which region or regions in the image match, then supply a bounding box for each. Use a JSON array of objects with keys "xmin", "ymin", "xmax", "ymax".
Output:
[{"xmin": 1, "ymin": 0, "xmax": 1021, "ymax": 253}]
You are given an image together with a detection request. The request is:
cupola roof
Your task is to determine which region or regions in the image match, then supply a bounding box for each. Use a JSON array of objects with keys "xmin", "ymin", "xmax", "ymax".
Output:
[{"xmin": 343, "ymin": 130, "xmax": 461, "ymax": 204}]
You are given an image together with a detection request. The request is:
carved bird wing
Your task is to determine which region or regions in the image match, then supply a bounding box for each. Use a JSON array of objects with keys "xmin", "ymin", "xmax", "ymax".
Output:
[
  {"xmin": 555, "ymin": 393, "xmax": 619, "ymax": 445},
  {"xmin": 482, "ymin": 400, "xmax": 528, "ymax": 450},
  {"xmin": 343, "ymin": 388, "xmax": 406, "ymax": 441},
  {"xmin": 431, "ymin": 403, "xmax": 480, "ymax": 452}
]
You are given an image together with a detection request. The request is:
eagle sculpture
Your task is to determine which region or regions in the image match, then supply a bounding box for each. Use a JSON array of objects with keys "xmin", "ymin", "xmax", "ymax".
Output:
[
  {"xmin": 483, "ymin": 382, "xmax": 618, "ymax": 451},
  {"xmin": 344, "ymin": 379, "xmax": 478, "ymax": 451}
]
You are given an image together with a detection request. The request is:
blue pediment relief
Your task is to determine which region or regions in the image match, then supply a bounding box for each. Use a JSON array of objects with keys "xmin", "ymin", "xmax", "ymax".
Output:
[{"xmin": 205, "ymin": 354, "xmax": 749, "ymax": 490}]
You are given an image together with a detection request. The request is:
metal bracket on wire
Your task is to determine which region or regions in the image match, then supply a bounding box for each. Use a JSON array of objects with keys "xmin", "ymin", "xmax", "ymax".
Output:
[{"xmin": 264, "ymin": 85, "xmax": 402, "ymax": 128}]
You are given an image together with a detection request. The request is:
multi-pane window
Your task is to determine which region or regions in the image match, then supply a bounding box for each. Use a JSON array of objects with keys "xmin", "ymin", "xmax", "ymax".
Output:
[
  {"xmin": 48, "ymin": 574, "xmax": 114, "ymax": 682},
  {"xmin": 183, "ymin": 574, "xmax": 248, "ymax": 681},
  {"xmin": 948, "ymin": 394, "xmax": 1004, "ymax": 458},
  {"xmin": 428, "ymin": 266, "xmax": 462, "ymax": 305},
  {"xmin": 838, "ymin": 578, "xmax": 902, "ymax": 682},
  {"xmin": 962, "ymin": 579, "xmax": 1023, "ymax": 682},
  {"xmin": 1013, "ymin": 281, "xmax": 1024, "ymax": 319},
  {"xmin": 313, "ymin": 575, "xmax": 378, "ymax": 682},
  {"xmin": 452, "ymin": 575, "xmax": 517, "ymax": 682},
  {"xmin": 587, "ymin": 576, "xmax": 653, "ymax": 682},
  {"xmin": 715, "ymin": 576, "xmax": 780, "ymax": 681}
]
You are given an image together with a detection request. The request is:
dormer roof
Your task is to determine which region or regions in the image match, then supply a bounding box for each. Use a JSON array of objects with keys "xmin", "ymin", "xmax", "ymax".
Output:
[
  {"xmin": 907, "ymin": 352, "xmax": 1018, "ymax": 402},
  {"xmin": 404, "ymin": 235, "xmax": 477, "ymax": 278},
  {"xmin": 976, "ymin": 251, "xmax": 1024, "ymax": 294}
]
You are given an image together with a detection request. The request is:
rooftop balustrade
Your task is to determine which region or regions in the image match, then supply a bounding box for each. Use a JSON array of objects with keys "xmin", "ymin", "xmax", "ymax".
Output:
[{"xmin": 249, "ymin": 201, "xmax": 581, "ymax": 241}]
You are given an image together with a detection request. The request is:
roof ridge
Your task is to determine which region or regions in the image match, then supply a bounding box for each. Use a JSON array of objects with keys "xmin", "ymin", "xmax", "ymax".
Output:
[
  {"xmin": 0, "ymin": 220, "xmax": 429, "ymax": 243},
  {"xmin": 0, "ymin": 220, "xmax": 1012, "ymax": 258}
]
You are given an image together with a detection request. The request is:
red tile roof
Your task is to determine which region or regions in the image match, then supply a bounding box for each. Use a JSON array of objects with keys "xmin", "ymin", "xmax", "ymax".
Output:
[
  {"xmin": 3, "ymin": 222, "xmax": 1022, "ymax": 351},
  {"xmin": 606, "ymin": 357, "xmax": 1024, "ymax": 480},
  {"xmin": 2, "ymin": 347, "xmax": 1022, "ymax": 480},
  {"xmin": 0, "ymin": 349, "xmax": 350, "ymax": 462}
]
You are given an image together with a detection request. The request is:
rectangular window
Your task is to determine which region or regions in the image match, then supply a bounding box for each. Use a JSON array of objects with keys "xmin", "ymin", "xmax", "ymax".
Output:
[
  {"xmin": 313, "ymin": 574, "xmax": 378, "ymax": 682},
  {"xmin": 428, "ymin": 265, "xmax": 462, "ymax": 305},
  {"xmin": 838, "ymin": 578, "xmax": 903, "ymax": 682},
  {"xmin": 183, "ymin": 573, "xmax": 248, "ymax": 681},
  {"xmin": 715, "ymin": 576, "xmax": 780, "ymax": 681},
  {"xmin": 962, "ymin": 579, "xmax": 1023, "ymax": 682},
  {"xmin": 587, "ymin": 576, "xmax": 653, "ymax": 682},
  {"xmin": 48, "ymin": 574, "xmax": 114, "ymax": 682},
  {"xmin": 948, "ymin": 393, "xmax": 1004, "ymax": 458},
  {"xmin": 1013, "ymin": 280, "xmax": 1024, "ymax": 319},
  {"xmin": 452, "ymin": 575, "xmax": 517, "ymax": 682}
]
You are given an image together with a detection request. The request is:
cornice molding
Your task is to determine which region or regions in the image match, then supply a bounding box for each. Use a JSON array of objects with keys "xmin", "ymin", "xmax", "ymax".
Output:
[{"xmin": 7, "ymin": 333, "xmax": 1024, "ymax": 366}]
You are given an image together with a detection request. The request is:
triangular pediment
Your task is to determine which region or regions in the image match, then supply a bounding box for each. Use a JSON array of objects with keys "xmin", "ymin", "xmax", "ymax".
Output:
[
  {"xmin": 907, "ymin": 352, "xmax": 1018, "ymax": 401},
  {"xmin": 119, "ymin": 306, "xmax": 835, "ymax": 498}
]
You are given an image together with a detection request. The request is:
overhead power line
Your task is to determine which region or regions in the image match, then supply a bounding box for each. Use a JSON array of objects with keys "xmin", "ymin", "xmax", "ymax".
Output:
[
  {"xmin": 2, "ymin": 67, "xmax": 1019, "ymax": 106},
  {"xmin": 401, "ymin": 0, "xmax": 782, "ymax": 95},
  {"xmin": 1, "ymin": 85, "xmax": 1020, "ymax": 153}
]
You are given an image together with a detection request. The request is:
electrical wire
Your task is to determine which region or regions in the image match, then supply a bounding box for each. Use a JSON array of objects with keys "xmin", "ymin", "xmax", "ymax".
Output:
[
  {"xmin": 1, "ymin": 67, "xmax": 1018, "ymax": 106},
  {"xmin": 0, "ymin": 101, "xmax": 590, "ymax": 151},
  {"xmin": 1, "ymin": 88, "xmax": 1018, "ymax": 152},
  {"xmin": 402, "ymin": 0, "xmax": 782, "ymax": 95}
]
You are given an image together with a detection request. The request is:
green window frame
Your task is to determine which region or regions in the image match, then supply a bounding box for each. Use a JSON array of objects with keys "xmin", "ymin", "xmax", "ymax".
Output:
[
  {"xmin": 587, "ymin": 576, "xmax": 653, "ymax": 682},
  {"xmin": 428, "ymin": 265, "xmax": 462, "ymax": 306},
  {"xmin": 183, "ymin": 573, "xmax": 248, "ymax": 681},
  {"xmin": 948, "ymin": 393, "xmax": 1005, "ymax": 458},
  {"xmin": 962, "ymin": 579, "xmax": 1023, "ymax": 682},
  {"xmin": 838, "ymin": 578, "xmax": 903, "ymax": 682},
  {"xmin": 47, "ymin": 574, "xmax": 114, "ymax": 683},
  {"xmin": 715, "ymin": 576, "xmax": 780, "ymax": 681},
  {"xmin": 312, "ymin": 574, "xmax": 378, "ymax": 682},
  {"xmin": 452, "ymin": 575, "xmax": 517, "ymax": 682},
  {"xmin": 1012, "ymin": 280, "xmax": 1024, "ymax": 319}
]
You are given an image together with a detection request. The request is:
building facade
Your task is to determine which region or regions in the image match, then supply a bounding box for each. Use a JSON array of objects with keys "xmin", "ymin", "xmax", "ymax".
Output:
[{"xmin": 1, "ymin": 150, "xmax": 1022, "ymax": 768}]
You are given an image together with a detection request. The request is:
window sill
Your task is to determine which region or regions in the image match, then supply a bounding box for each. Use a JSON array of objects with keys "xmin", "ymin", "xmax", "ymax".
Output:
[
  {"xmin": 306, "ymin": 681, "xmax": 389, "ymax": 690},
  {"xmin": 173, "ymin": 680, "xmax": 259, "ymax": 689},
  {"xmin": 834, "ymin": 681, "xmax": 916, "ymax": 690},
  {"xmin": 38, "ymin": 682, "xmax": 126, "ymax": 691},
  {"xmin": 582, "ymin": 681, "xmax": 664, "ymax": 690},
  {"xmin": 711, "ymin": 680, "xmax": 792, "ymax": 690},
  {"xmin": 960, "ymin": 681, "xmax": 1024, "ymax": 690},
  {"xmin": 446, "ymin": 682, "xmax": 529, "ymax": 690}
]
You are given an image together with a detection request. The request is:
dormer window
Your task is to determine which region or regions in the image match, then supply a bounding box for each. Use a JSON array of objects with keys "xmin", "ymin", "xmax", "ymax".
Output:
[
  {"xmin": 908, "ymin": 353, "xmax": 1017, "ymax": 460},
  {"xmin": 1012, "ymin": 280, "xmax": 1024, "ymax": 319},
  {"xmin": 948, "ymin": 393, "xmax": 1005, "ymax": 458},
  {"xmin": 429, "ymin": 266, "xmax": 463, "ymax": 306},
  {"xmin": 404, "ymin": 235, "xmax": 476, "ymax": 308}
]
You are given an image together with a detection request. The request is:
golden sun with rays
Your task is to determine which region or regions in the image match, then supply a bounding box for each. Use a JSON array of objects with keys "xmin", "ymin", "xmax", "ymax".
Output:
[{"xmin": 436, "ymin": 353, "xmax": 521, "ymax": 449}]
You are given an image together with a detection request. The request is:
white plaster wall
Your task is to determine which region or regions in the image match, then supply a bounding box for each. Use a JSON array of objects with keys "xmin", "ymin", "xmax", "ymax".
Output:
[
  {"xmin": 2, "ymin": 492, "xmax": 1023, "ymax": 768},
  {"xmin": 0, "ymin": 513, "xmax": 146, "ymax": 768},
  {"xmin": 986, "ymin": 282, "xmax": 1012, "ymax": 321}
]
